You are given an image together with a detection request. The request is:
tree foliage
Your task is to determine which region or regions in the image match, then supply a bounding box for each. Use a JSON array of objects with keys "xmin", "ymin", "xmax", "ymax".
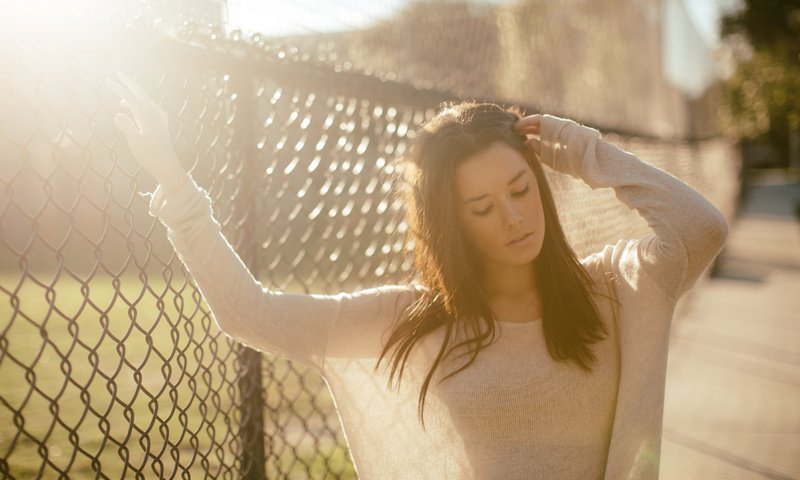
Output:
[{"xmin": 719, "ymin": 0, "xmax": 800, "ymax": 144}]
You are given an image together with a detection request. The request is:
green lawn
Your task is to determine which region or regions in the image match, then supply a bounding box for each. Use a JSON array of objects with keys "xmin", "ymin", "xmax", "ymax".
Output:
[{"xmin": 0, "ymin": 271, "xmax": 355, "ymax": 479}]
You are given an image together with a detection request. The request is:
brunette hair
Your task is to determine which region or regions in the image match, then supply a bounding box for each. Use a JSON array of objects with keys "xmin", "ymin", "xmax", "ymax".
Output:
[{"xmin": 375, "ymin": 101, "xmax": 619, "ymax": 428}]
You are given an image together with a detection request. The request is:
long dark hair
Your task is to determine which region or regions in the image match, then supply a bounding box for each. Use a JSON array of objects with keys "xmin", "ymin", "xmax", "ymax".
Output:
[{"xmin": 375, "ymin": 101, "xmax": 620, "ymax": 428}]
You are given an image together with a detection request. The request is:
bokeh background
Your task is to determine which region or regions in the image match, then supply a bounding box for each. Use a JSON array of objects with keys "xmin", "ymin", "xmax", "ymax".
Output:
[{"xmin": 0, "ymin": 0, "xmax": 797, "ymax": 478}]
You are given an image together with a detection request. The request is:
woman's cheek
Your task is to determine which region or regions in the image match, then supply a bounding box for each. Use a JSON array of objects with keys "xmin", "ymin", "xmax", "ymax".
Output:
[{"xmin": 469, "ymin": 220, "xmax": 493, "ymax": 253}]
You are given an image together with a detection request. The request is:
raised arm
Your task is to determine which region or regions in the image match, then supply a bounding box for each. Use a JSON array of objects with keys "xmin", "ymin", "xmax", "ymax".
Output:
[
  {"xmin": 536, "ymin": 114, "xmax": 729, "ymax": 301},
  {"xmin": 107, "ymin": 72, "xmax": 416, "ymax": 375},
  {"xmin": 145, "ymin": 177, "xmax": 342, "ymax": 373}
]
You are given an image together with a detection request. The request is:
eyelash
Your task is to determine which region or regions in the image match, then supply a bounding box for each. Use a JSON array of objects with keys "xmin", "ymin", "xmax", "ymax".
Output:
[{"xmin": 473, "ymin": 186, "xmax": 530, "ymax": 217}]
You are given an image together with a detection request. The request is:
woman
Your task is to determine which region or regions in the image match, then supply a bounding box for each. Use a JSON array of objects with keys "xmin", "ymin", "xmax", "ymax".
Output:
[{"xmin": 106, "ymin": 72, "xmax": 728, "ymax": 479}]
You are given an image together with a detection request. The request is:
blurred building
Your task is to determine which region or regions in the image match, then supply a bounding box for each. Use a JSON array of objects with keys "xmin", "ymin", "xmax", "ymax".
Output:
[
  {"xmin": 268, "ymin": 0, "xmax": 723, "ymax": 140},
  {"xmin": 150, "ymin": 0, "xmax": 228, "ymax": 28}
]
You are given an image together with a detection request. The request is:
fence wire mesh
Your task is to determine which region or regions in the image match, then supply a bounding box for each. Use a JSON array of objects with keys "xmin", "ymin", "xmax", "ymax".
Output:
[{"xmin": 0, "ymin": 10, "xmax": 739, "ymax": 480}]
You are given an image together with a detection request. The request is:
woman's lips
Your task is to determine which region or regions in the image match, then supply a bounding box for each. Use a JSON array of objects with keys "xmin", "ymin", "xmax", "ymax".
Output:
[{"xmin": 506, "ymin": 232, "xmax": 534, "ymax": 246}]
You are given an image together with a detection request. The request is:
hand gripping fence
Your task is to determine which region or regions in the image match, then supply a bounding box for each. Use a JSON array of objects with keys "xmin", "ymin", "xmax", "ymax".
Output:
[{"xmin": 0, "ymin": 16, "xmax": 740, "ymax": 480}]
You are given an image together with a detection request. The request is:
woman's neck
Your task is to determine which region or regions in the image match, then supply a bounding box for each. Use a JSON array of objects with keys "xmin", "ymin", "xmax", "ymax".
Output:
[
  {"xmin": 479, "ymin": 261, "xmax": 541, "ymax": 323},
  {"xmin": 481, "ymin": 261, "xmax": 537, "ymax": 300}
]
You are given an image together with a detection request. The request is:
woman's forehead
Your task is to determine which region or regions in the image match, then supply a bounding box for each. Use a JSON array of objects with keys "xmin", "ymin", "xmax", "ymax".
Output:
[{"xmin": 455, "ymin": 143, "xmax": 531, "ymax": 191}]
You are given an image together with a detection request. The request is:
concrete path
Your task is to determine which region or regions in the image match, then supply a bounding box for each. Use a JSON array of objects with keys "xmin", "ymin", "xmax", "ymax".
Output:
[{"xmin": 660, "ymin": 169, "xmax": 800, "ymax": 479}]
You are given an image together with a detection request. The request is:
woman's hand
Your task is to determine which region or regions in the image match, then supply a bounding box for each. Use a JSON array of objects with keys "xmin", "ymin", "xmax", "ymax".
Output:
[
  {"xmin": 513, "ymin": 114, "xmax": 543, "ymax": 156},
  {"xmin": 104, "ymin": 72, "xmax": 189, "ymax": 195}
]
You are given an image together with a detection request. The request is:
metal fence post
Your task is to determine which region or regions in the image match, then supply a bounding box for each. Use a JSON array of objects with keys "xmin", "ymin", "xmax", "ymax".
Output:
[{"xmin": 229, "ymin": 72, "xmax": 267, "ymax": 480}]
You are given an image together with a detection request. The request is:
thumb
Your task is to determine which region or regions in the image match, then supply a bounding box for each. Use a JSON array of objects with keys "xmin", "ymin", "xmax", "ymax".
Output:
[
  {"xmin": 527, "ymin": 136, "xmax": 542, "ymax": 156},
  {"xmin": 114, "ymin": 113, "xmax": 141, "ymax": 137}
]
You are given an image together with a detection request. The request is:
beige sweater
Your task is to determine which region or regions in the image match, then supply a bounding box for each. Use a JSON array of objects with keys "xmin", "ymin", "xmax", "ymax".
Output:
[{"xmin": 145, "ymin": 114, "xmax": 729, "ymax": 479}]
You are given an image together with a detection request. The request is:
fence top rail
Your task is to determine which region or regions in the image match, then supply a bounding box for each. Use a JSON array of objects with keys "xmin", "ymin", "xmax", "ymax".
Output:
[{"xmin": 106, "ymin": 19, "xmax": 724, "ymax": 143}]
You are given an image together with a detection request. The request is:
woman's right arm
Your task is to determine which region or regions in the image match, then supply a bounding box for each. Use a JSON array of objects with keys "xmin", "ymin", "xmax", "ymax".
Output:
[
  {"xmin": 147, "ymin": 176, "xmax": 340, "ymax": 372},
  {"xmin": 108, "ymin": 72, "xmax": 418, "ymax": 374},
  {"xmin": 146, "ymin": 176, "xmax": 420, "ymax": 374}
]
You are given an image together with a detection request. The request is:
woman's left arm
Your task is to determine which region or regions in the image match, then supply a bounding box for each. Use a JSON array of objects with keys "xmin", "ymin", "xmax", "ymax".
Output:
[{"xmin": 527, "ymin": 114, "xmax": 729, "ymax": 301}]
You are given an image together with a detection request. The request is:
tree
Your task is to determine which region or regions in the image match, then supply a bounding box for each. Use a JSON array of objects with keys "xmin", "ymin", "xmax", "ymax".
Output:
[{"xmin": 719, "ymin": 0, "xmax": 800, "ymax": 165}]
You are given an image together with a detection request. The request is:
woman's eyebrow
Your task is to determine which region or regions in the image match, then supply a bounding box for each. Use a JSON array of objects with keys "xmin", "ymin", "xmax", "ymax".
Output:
[{"xmin": 463, "ymin": 169, "xmax": 527, "ymax": 204}]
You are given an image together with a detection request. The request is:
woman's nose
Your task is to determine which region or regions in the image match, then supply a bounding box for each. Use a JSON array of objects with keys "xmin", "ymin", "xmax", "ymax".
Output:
[{"xmin": 502, "ymin": 202, "xmax": 523, "ymax": 229}]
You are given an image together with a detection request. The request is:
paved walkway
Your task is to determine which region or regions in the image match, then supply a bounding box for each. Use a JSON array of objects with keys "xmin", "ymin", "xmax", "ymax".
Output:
[{"xmin": 660, "ymin": 168, "xmax": 800, "ymax": 479}]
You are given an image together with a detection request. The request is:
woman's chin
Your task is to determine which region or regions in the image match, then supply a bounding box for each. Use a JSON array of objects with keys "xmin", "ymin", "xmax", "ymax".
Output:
[{"xmin": 494, "ymin": 254, "xmax": 538, "ymax": 268}]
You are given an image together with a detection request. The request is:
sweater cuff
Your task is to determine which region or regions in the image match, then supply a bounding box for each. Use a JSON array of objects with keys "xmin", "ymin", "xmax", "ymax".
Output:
[
  {"xmin": 539, "ymin": 114, "xmax": 602, "ymax": 175},
  {"xmin": 145, "ymin": 174, "xmax": 212, "ymax": 226}
]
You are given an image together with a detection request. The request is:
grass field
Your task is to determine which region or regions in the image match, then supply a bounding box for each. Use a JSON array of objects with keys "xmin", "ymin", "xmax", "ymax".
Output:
[{"xmin": 0, "ymin": 271, "xmax": 355, "ymax": 479}]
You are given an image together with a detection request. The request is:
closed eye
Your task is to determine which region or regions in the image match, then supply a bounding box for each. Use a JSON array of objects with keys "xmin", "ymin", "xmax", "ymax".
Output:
[
  {"xmin": 512, "ymin": 186, "xmax": 531, "ymax": 198},
  {"xmin": 472, "ymin": 185, "xmax": 530, "ymax": 216}
]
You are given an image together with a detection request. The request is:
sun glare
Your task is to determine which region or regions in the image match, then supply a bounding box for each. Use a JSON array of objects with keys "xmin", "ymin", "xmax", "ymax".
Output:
[{"xmin": 3, "ymin": 1, "xmax": 105, "ymax": 46}]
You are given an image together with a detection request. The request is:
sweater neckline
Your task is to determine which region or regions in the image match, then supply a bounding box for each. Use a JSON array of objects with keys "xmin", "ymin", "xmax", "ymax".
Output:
[{"xmin": 497, "ymin": 318, "xmax": 542, "ymax": 326}]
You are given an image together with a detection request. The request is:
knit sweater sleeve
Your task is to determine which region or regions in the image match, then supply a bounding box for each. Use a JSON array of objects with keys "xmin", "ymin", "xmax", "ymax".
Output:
[
  {"xmin": 538, "ymin": 114, "xmax": 729, "ymax": 302},
  {"xmin": 144, "ymin": 176, "xmax": 416, "ymax": 375}
]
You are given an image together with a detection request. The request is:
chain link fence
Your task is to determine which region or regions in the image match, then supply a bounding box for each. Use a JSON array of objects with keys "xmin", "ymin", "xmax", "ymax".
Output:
[{"xmin": 0, "ymin": 10, "xmax": 739, "ymax": 480}]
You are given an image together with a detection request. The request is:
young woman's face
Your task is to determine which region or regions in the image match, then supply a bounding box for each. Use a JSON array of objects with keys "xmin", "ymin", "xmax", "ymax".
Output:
[{"xmin": 454, "ymin": 141, "xmax": 546, "ymax": 269}]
